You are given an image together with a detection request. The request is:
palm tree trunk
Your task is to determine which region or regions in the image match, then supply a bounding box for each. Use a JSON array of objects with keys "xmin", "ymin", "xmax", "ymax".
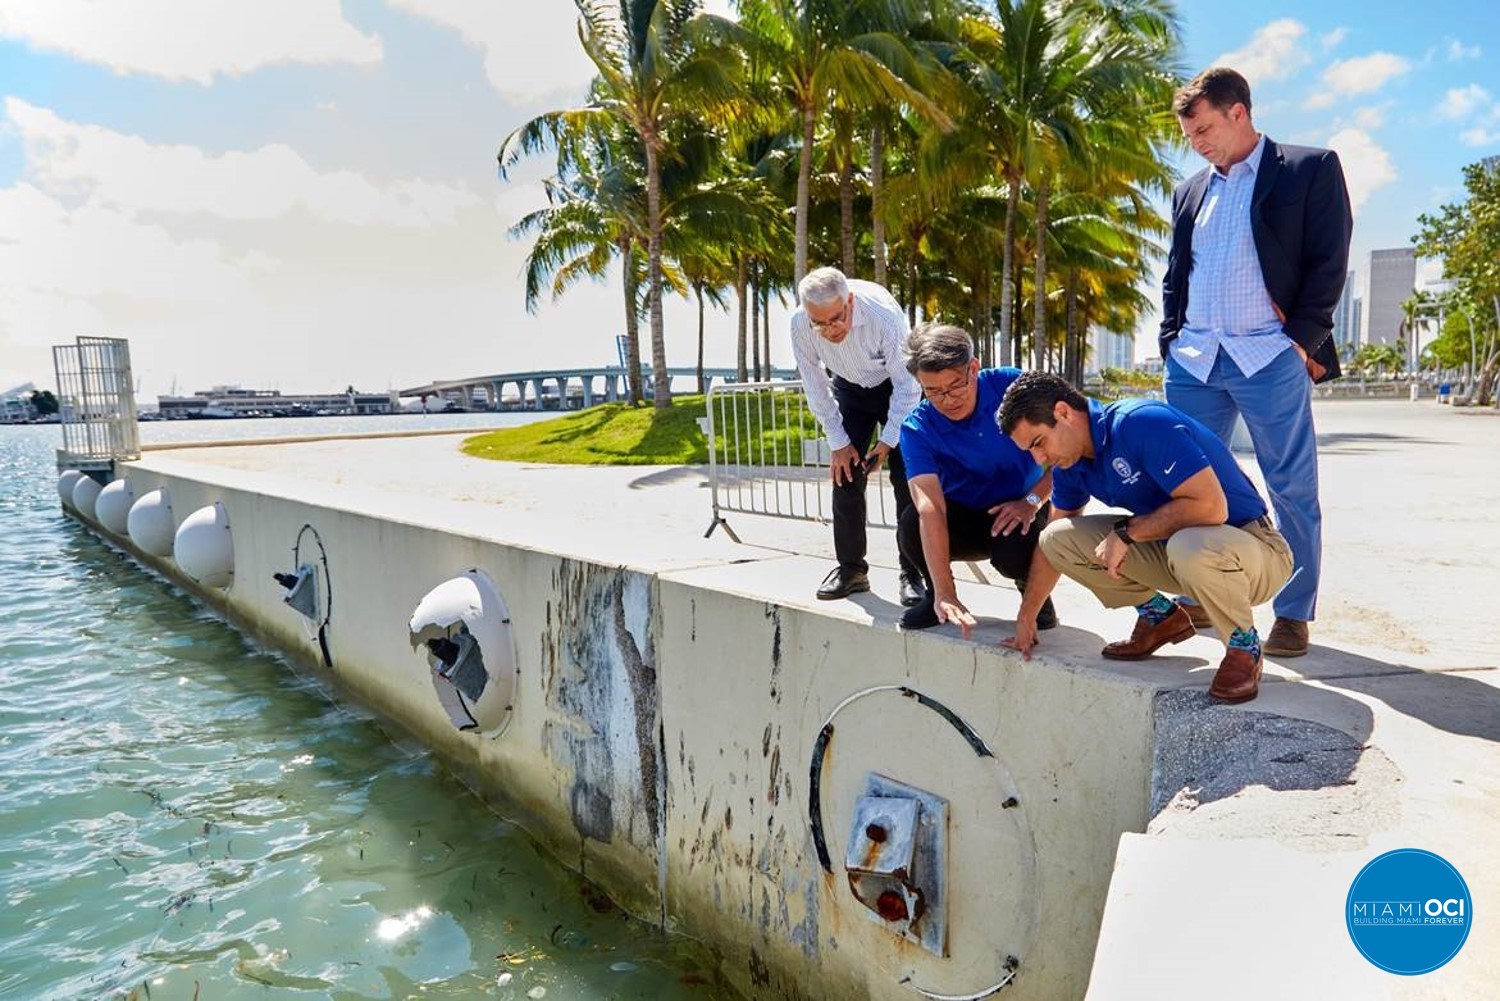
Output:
[
  {"xmin": 871, "ymin": 121, "xmax": 886, "ymax": 286},
  {"xmin": 735, "ymin": 257, "xmax": 748, "ymax": 382},
  {"xmin": 980, "ymin": 267, "xmax": 993, "ymax": 368},
  {"xmin": 795, "ymin": 103, "xmax": 816, "ymax": 284},
  {"xmin": 696, "ymin": 282, "xmax": 706, "ymax": 394},
  {"xmin": 751, "ymin": 262, "xmax": 762, "ymax": 381},
  {"xmin": 1064, "ymin": 271, "xmax": 1078, "ymax": 384},
  {"xmin": 839, "ymin": 152, "xmax": 855, "ymax": 276},
  {"xmin": 763, "ymin": 281, "xmax": 773, "ymax": 378},
  {"xmin": 622, "ymin": 240, "xmax": 643, "ymax": 405},
  {"xmin": 1000, "ymin": 172, "xmax": 1020, "ymax": 367},
  {"xmin": 644, "ymin": 139, "xmax": 671, "ymax": 408},
  {"xmin": 1032, "ymin": 174, "xmax": 1050, "ymax": 372}
]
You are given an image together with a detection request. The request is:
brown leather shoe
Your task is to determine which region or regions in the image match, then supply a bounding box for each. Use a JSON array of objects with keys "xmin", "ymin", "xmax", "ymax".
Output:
[
  {"xmin": 1210, "ymin": 647, "xmax": 1263, "ymax": 703},
  {"xmin": 1264, "ymin": 617, "xmax": 1309, "ymax": 658},
  {"xmin": 1101, "ymin": 606, "xmax": 1196, "ymax": 661},
  {"xmin": 1174, "ymin": 597, "xmax": 1212, "ymax": 631}
]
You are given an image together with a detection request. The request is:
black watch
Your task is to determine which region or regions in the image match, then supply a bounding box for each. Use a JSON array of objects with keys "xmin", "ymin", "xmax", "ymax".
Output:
[{"xmin": 1112, "ymin": 517, "xmax": 1136, "ymax": 546}]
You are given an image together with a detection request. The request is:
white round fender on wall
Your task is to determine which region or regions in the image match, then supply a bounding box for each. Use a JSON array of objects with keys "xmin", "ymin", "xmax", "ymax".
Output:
[
  {"xmin": 95, "ymin": 477, "xmax": 136, "ymax": 534},
  {"xmin": 409, "ymin": 569, "xmax": 516, "ymax": 735},
  {"xmin": 71, "ymin": 475, "xmax": 103, "ymax": 521},
  {"xmin": 127, "ymin": 487, "xmax": 176, "ymax": 557},
  {"xmin": 57, "ymin": 469, "xmax": 85, "ymax": 508},
  {"xmin": 174, "ymin": 502, "xmax": 234, "ymax": 588}
]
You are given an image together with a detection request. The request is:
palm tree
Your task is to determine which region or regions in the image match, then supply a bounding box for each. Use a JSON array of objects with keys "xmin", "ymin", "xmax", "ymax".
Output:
[
  {"xmin": 503, "ymin": 1, "xmax": 737, "ymax": 409},
  {"xmin": 732, "ymin": 0, "xmax": 950, "ymax": 285}
]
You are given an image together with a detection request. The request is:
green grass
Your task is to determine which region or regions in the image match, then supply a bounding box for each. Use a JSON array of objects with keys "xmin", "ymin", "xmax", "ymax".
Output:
[{"xmin": 462, "ymin": 393, "xmax": 822, "ymax": 466}]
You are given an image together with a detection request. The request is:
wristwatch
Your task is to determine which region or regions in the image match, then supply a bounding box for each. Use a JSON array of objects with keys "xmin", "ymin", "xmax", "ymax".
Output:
[
  {"xmin": 1112, "ymin": 517, "xmax": 1136, "ymax": 545},
  {"xmin": 1025, "ymin": 490, "xmax": 1044, "ymax": 507}
]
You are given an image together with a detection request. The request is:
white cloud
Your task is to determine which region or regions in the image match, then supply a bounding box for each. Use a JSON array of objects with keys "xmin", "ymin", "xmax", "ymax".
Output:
[
  {"xmin": 0, "ymin": 0, "xmax": 380, "ymax": 84},
  {"xmin": 1459, "ymin": 127, "xmax": 1500, "ymax": 148},
  {"xmin": 1320, "ymin": 28, "xmax": 1348, "ymax": 52},
  {"xmin": 1213, "ymin": 19, "xmax": 1311, "ymax": 86},
  {"xmin": 388, "ymin": 0, "xmax": 736, "ymax": 101},
  {"xmin": 6, "ymin": 98, "xmax": 481, "ymax": 226},
  {"xmin": 1321, "ymin": 52, "xmax": 1412, "ymax": 97},
  {"xmin": 1353, "ymin": 103, "xmax": 1392, "ymax": 130},
  {"xmin": 1437, "ymin": 84, "xmax": 1493, "ymax": 121},
  {"xmin": 1326, "ymin": 128, "xmax": 1396, "ymax": 214},
  {"xmin": 1447, "ymin": 39, "xmax": 1482, "ymax": 61}
]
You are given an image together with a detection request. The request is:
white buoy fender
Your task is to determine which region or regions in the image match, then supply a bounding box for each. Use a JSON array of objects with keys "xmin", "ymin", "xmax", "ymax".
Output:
[
  {"xmin": 71, "ymin": 476, "xmax": 103, "ymax": 521},
  {"xmin": 409, "ymin": 569, "xmax": 516, "ymax": 734},
  {"xmin": 127, "ymin": 487, "xmax": 176, "ymax": 557},
  {"xmin": 57, "ymin": 470, "xmax": 85, "ymax": 508},
  {"xmin": 174, "ymin": 502, "xmax": 234, "ymax": 588},
  {"xmin": 95, "ymin": 477, "xmax": 136, "ymax": 535}
]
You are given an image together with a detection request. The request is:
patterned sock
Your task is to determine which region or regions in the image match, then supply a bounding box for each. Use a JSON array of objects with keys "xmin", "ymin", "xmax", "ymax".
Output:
[
  {"xmin": 1228, "ymin": 627, "xmax": 1262, "ymax": 660},
  {"xmin": 1135, "ymin": 593, "xmax": 1177, "ymax": 625}
]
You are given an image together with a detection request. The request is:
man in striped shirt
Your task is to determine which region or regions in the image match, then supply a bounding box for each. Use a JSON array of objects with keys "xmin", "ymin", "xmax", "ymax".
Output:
[
  {"xmin": 790, "ymin": 267, "xmax": 924, "ymax": 604},
  {"xmin": 1160, "ymin": 67, "xmax": 1352, "ymax": 658}
]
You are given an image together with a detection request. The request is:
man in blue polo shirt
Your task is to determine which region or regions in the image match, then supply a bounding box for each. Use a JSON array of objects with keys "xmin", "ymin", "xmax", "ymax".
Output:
[
  {"xmin": 997, "ymin": 371, "xmax": 1292, "ymax": 703},
  {"xmin": 896, "ymin": 324, "xmax": 1057, "ymax": 636}
]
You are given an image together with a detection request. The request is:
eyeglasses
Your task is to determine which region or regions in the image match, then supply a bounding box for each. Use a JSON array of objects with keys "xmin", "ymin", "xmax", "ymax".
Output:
[
  {"xmin": 808, "ymin": 300, "xmax": 850, "ymax": 332},
  {"xmin": 921, "ymin": 367, "xmax": 972, "ymax": 403}
]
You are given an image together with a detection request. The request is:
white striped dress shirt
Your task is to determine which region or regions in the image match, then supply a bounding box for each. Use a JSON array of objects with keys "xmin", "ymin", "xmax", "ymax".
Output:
[
  {"xmin": 1171, "ymin": 134, "xmax": 1295, "ymax": 382},
  {"xmin": 789, "ymin": 279, "xmax": 921, "ymax": 450}
]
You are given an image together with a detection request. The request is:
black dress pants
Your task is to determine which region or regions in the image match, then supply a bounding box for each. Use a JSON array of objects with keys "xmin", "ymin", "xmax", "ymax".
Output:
[
  {"xmin": 830, "ymin": 377, "xmax": 915, "ymax": 577},
  {"xmin": 895, "ymin": 496, "xmax": 1048, "ymax": 591}
]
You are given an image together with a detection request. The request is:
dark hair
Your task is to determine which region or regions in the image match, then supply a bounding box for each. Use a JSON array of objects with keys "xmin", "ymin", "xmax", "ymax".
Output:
[
  {"xmin": 904, "ymin": 322, "xmax": 973, "ymax": 375},
  {"xmin": 1173, "ymin": 67, "xmax": 1252, "ymax": 118},
  {"xmin": 997, "ymin": 371, "xmax": 1088, "ymax": 435}
]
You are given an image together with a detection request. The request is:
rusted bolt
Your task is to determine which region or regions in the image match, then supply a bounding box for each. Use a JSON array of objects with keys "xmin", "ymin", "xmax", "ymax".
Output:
[
  {"xmin": 875, "ymin": 889, "xmax": 908, "ymax": 923},
  {"xmin": 865, "ymin": 823, "xmax": 887, "ymax": 843},
  {"xmin": 1001, "ymin": 796, "xmax": 1019, "ymax": 809}
]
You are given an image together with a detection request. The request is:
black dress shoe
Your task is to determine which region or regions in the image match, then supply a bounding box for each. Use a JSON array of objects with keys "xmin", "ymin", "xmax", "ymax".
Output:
[
  {"xmin": 900, "ymin": 593, "xmax": 939, "ymax": 630},
  {"xmin": 817, "ymin": 567, "xmax": 870, "ymax": 600},
  {"xmin": 898, "ymin": 571, "xmax": 925, "ymax": 607},
  {"xmin": 1036, "ymin": 596, "xmax": 1059, "ymax": 631}
]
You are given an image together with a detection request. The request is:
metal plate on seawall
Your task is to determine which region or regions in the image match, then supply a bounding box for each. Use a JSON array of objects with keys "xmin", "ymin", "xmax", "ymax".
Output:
[{"xmin": 855, "ymin": 773, "xmax": 949, "ymax": 958}]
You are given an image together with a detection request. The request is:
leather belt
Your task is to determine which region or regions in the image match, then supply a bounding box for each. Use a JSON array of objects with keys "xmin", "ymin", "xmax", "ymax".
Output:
[{"xmin": 1238, "ymin": 514, "xmax": 1274, "ymax": 531}]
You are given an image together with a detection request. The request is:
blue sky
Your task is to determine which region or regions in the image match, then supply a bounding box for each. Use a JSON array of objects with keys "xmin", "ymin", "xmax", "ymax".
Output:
[{"xmin": 1, "ymin": 0, "xmax": 1496, "ymax": 396}]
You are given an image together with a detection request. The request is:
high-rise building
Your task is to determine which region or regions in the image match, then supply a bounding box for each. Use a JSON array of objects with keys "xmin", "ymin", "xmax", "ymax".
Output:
[
  {"xmin": 1366, "ymin": 248, "xmax": 1416, "ymax": 347},
  {"xmin": 1331, "ymin": 270, "xmax": 1358, "ymax": 351},
  {"xmin": 1086, "ymin": 327, "xmax": 1134, "ymax": 374},
  {"xmin": 1351, "ymin": 298, "xmax": 1362, "ymax": 355}
]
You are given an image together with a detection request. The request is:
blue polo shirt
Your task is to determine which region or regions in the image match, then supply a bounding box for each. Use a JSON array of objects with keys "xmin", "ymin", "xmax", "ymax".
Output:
[
  {"xmin": 1051, "ymin": 398, "xmax": 1269, "ymax": 525},
  {"xmin": 899, "ymin": 367, "xmax": 1042, "ymax": 509}
]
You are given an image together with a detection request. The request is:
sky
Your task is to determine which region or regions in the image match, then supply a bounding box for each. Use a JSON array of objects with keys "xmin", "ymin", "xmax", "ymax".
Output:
[{"xmin": 1, "ymin": 0, "xmax": 1497, "ymax": 398}]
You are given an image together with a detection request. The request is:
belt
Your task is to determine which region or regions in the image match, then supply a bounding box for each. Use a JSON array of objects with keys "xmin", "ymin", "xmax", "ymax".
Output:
[{"xmin": 1237, "ymin": 514, "xmax": 1274, "ymax": 531}]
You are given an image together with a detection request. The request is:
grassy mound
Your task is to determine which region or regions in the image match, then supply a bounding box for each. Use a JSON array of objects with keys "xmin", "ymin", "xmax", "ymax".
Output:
[{"xmin": 461, "ymin": 393, "xmax": 820, "ymax": 466}]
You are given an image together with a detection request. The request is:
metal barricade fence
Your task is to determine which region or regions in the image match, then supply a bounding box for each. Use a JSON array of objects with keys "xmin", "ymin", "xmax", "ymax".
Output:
[
  {"xmin": 703, "ymin": 380, "xmax": 899, "ymax": 542},
  {"xmin": 52, "ymin": 335, "xmax": 140, "ymax": 471}
]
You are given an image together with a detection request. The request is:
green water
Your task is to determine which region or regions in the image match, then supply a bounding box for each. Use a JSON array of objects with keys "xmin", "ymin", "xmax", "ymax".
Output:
[{"xmin": 0, "ymin": 422, "xmax": 729, "ymax": 1000}]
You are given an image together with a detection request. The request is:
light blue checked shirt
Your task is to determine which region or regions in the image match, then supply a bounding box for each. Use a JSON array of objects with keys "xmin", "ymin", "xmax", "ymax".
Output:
[
  {"xmin": 789, "ymin": 279, "xmax": 920, "ymax": 450},
  {"xmin": 1171, "ymin": 135, "xmax": 1294, "ymax": 382}
]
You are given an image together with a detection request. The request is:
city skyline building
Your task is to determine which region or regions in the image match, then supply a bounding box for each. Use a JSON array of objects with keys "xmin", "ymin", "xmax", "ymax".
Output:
[
  {"xmin": 1087, "ymin": 327, "xmax": 1135, "ymax": 374},
  {"xmin": 1365, "ymin": 248, "xmax": 1417, "ymax": 348},
  {"xmin": 1332, "ymin": 270, "xmax": 1359, "ymax": 353}
]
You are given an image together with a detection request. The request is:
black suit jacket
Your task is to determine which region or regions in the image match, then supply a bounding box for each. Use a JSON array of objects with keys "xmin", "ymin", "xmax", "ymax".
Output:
[{"xmin": 1158, "ymin": 137, "xmax": 1353, "ymax": 383}]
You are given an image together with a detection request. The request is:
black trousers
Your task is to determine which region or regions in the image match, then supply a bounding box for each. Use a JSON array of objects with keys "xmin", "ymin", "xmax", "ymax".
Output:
[
  {"xmin": 896, "ymin": 496, "xmax": 1048, "ymax": 590},
  {"xmin": 830, "ymin": 377, "xmax": 915, "ymax": 576}
]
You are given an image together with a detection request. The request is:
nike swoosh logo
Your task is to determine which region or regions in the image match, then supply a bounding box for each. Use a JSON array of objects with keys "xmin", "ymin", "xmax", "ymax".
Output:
[{"xmin": 1164, "ymin": 462, "xmax": 1177, "ymax": 475}]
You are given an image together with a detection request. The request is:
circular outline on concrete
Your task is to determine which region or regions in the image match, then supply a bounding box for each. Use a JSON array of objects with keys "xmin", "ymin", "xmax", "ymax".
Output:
[{"xmin": 807, "ymin": 684, "xmax": 1029, "ymax": 998}]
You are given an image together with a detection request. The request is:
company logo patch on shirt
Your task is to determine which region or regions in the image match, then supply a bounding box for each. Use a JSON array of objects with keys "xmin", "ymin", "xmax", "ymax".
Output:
[{"xmin": 1112, "ymin": 457, "xmax": 1141, "ymax": 485}]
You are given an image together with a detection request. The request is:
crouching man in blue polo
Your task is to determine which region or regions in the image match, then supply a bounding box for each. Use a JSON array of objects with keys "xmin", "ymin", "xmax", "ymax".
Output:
[{"xmin": 997, "ymin": 371, "xmax": 1292, "ymax": 703}]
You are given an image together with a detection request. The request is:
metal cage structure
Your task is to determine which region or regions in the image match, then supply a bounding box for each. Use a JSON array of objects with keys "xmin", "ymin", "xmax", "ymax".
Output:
[{"xmin": 52, "ymin": 336, "xmax": 140, "ymax": 471}]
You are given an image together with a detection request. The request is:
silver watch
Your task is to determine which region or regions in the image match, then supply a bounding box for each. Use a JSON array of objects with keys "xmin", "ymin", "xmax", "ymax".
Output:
[{"xmin": 1025, "ymin": 491, "xmax": 1043, "ymax": 507}]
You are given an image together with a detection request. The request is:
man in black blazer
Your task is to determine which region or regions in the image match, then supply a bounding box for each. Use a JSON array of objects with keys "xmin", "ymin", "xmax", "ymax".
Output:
[{"xmin": 1158, "ymin": 67, "xmax": 1352, "ymax": 658}]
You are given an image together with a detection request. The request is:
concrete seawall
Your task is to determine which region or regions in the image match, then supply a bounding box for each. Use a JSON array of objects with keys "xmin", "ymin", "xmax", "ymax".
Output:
[{"xmin": 57, "ymin": 400, "xmax": 1500, "ymax": 1000}]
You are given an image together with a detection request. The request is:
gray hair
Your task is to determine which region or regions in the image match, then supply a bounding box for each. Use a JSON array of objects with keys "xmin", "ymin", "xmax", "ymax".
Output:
[
  {"xmin": 904, "ymin": 323, "xmax": 974, "ymax": 375},
  {"xmin": 798, "ymin": 266, "xmax": 849, "ymax": 308}
]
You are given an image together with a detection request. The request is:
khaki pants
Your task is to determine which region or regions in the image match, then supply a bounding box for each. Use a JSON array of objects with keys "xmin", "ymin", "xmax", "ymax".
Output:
[{"xmin": 1040, "ymin": 514, "xmax": 1294, "ymax": 641}]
